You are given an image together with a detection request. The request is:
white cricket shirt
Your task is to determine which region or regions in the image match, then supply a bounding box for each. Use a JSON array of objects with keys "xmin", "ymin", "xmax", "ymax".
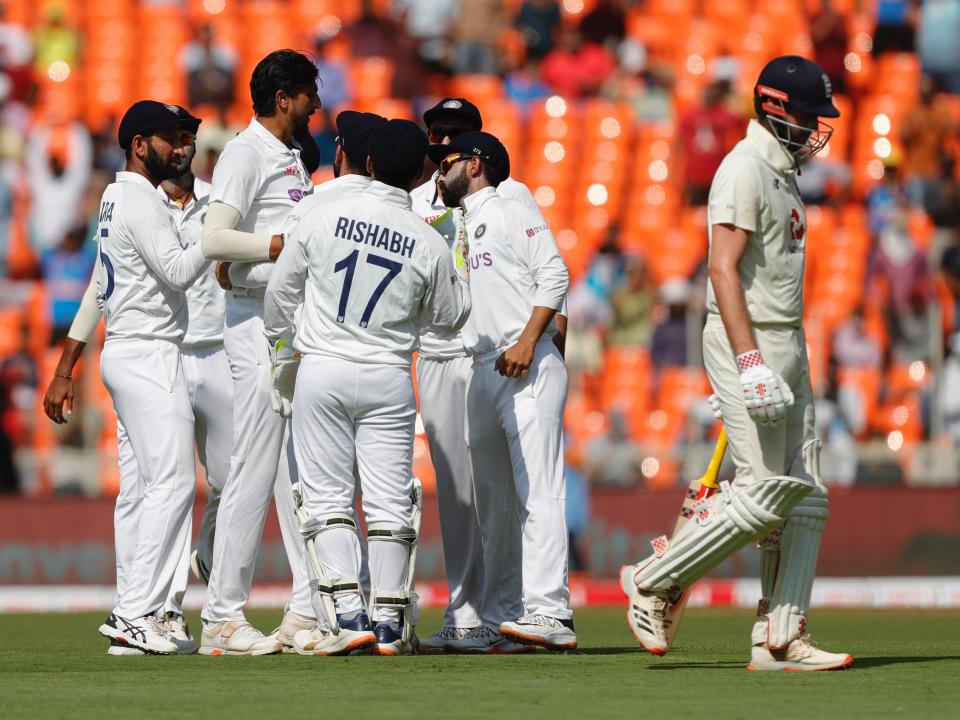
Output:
[
  {"xmin": 458, "ymin": 186, "xmax": 569, "ymax": 356},
  {"xmin": 158, "ymin": 177, "xmax": 225, "ymax": 347},
  {"xmin": 96, "ymin": 171, "xmax": 210, "ymax": 342},
  {"xmin": 209, "ymin": 117, "xmax": 314, "ymax": 288},
  {"xmin": 264, "ymin": 181, "xmax": 471, "ymax": 366},
  {"xmin": 410, "ymin": 172, "xmax": 542, "ymax": 359},
  {"xmin": 706, "ymin": 119, "xmax": 807, "ymax": 327}
]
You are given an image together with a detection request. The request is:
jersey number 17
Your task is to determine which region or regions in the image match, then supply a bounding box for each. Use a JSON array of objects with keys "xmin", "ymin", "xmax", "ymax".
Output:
[{"xmin": 333, "ymin": 249, "xmax": 403, "ymax": 328}]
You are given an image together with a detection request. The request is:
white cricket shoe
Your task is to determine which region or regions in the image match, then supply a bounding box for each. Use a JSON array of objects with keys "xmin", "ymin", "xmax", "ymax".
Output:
[
  {"xmin": 292, "ymin": 627, "xmax": 376, "ymax": 656},
  {"xmin": 749, "ymin": 636, "xmax": 854, "ymax": 672},
  {"xmin": 620, "ymin": 564, "xmax": 672, "ymax": 656},
  {"xmin": 454, "ymin": 625, "xmax": 536, "ymax": 654},
  {"xmin": 268, "ymin": 606, "xmax": 317, "ymax": 654},
  {"xmin": 162, "ymin": 612, "xmax": 199, "ymax": 655},
  {"xmin": 98, "ymin": 612, "xmax": 178, "ymax": 655},
  {"xmin": 418, "ymin": 626, "xmax": 477, "ymax": 654},
  {"xmin": 106, "ymin": 638, "xmax": 145, "ymax": 656},
  {"xmin": 198, "ymin": 620, "xmax": 283, "ymax": 656},
  {"xmin": 500, "ymin": 615, "xmax": 577, "ymax": 651}
]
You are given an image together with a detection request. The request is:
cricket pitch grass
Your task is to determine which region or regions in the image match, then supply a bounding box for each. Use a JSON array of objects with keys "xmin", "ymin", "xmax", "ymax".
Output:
[{"xmin": 2, "ymin": 608, "xmax": 958, "ymax": 719}]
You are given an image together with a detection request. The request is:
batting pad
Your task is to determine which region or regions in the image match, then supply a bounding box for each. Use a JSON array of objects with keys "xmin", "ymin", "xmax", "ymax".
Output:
[
  {"xmin": 766, "ymin": 486, "xmax": 829, "ymax": 649},
  {"xmin": 633, "ymin": 475, "xmax": 815, "ymax": 594}
]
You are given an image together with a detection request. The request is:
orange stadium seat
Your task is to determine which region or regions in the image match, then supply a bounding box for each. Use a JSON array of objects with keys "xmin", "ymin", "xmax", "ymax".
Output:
[
  {"xmin": 875, "ymin": 53, "xmax": 921, "ymax": 105},
  {"xmin": 837, "ymin": 366, "xmax": 882, "ymax": 435},
  {"xmin": 349, "ymin": 57, "xmax": 395, "ymax": 110}
]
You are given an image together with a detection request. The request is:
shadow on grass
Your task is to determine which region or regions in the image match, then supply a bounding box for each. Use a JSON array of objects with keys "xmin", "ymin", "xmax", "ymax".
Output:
[
  {"xmin": 645, "ymin": 662, "xmax": 745, "ymax": 669},
  {"xmin": 572, "ymin": 647, "xmax": 647, "ymax": 656},
  {"xmin": 852, "ymin": 655, "xmax": 960, "ymax": 669}
]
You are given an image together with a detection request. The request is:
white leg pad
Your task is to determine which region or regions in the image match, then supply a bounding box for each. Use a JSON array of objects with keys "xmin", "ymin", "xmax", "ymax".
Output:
[
  {"xmin": 633, "ymin": 475, "xmax": 815, "ymax": 595},
  {"xmin": 765, "ymin": 484, "xmax": 829, "ymax": 649},
  {"xmin": 298, "ymin": 510, "xmax": 362, "ymax": 633}
]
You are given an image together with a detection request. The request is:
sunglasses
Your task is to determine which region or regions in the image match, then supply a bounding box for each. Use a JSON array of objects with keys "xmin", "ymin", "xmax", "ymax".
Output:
[
  {"xmin": 439, "ymin": 153, "xmax": 482, "ymax": 176},
  {"xmin": 428, "ymin": 126, "xmax": 469, "ymax": 143}
]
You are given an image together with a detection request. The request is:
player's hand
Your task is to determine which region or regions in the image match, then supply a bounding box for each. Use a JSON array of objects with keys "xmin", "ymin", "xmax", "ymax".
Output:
[
  {"xmin": 707, "ymin": 393, "xmax": 723, "ymax": 419},
  {"xmin": 269, "ymin": 339, "xmax": 300, "ymax": 418},
  {"xmin": 216, "ymin": 262, "xmax": 233, "ymax": 290},
  {"xmin": 738, "ymin": 351, "xmax": 794, "ymax": 426},
  {"xmin": 43, "ymin": 375, "xmax": 75, "ymax": 424},
  {"xmin": 495, "ymin": 339, "xmax": 536, "ymax": 379}
]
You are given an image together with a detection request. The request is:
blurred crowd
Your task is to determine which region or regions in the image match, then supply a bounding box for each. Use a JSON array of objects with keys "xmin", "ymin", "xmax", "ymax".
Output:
[{"xmin": 1, "ymin": 0, "xmax": 960, "ymax": 496}]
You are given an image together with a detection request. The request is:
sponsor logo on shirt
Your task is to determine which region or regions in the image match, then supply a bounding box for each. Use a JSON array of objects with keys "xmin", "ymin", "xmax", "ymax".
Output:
[
  {"xmin": 288, "ymin": 189, "xmax": 306, "ymax": 203},
  {"xmin": 525, "ymin": 224, "xmax": 547, "ymax": 238},
  {"xmin": 284, "ymin": 165, "xmax": 299, "ymax": 176},
  {"xmin": 469, "ymin": 251, "xmax": 493, "ymax": 269}
]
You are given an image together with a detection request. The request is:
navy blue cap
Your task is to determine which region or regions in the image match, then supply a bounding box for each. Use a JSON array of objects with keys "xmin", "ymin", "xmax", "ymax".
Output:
[
  {"xmin": 369, "ymin": 119, "xmax": 428, "ymax": 179},
  {"xmin": 754, "ymin": 56, "xmax": 840, "ymax": 119},
  {"xmin": 427, "ymin": 131, "xmax": 510, "ymax": 185},
  {"xmin": 118, "ymin": 100, "xmax": 201, "ymax": 149},
  {"xmin": 335, "ymin": 110, "xmax": 387, "ymax": 165},
  {"xmin": 423, "ymin": 97, "xmax": 483, "ymax": 130}
]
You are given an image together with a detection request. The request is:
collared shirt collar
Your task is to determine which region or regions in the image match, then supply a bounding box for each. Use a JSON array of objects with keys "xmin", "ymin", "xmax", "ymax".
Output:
[
  {"xmin": 333, "ymin": 173, "xmax": 372, "ymax": 191},
  {"xmin": 115, "ymin": 170, "xmax": 159, "ymax": 191},
  {"xmin": 364, "ymin": 180, "xmax": 412, "ymax": 209},
  {"xmin": 248, "ymin": 117, "xmax": 298, "ymax": 156},
  {"xmin": 157, "ymin": 175, "xmax": 210, "ymax": 210},
  {"xmin": 462, "ymin": 186, "xmax": 498, "ymax": 218},
  {"xmin": 746, "ymin": 119, "xmax": 796, "ymax": 175}
]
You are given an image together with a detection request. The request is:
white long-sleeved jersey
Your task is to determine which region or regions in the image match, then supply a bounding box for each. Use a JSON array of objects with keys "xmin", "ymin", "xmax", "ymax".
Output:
[
  {"xmin": 459, "ymin": 186, "xmax": 569, "ymax": 356},
  {"xmin": 96, "ymin": 171, "xmax": 210, "ymax": 342},
  {"xmin": 264, "ymin": 181, "xmax": 471, "ymax": 366},
  {"xmin": 410, "ymin": 172, "xmax": 542, "ymax": 359},
  {"xmin": 157, "ymin": 177, "xmax": 225, "ymax": 347}
]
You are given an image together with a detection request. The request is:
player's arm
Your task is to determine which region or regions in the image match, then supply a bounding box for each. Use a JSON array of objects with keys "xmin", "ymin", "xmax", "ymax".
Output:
[
  {"xmin": 263, "ymin": 227, "xmax": 309, "ymax": 342},
  {"xmin": 709, "ymin": 223, "xmax": 755, "ymax": 355},
  {"xmin": 496, "ymin": 210, "xmax": 569, "ymax": 378},
  {"xmin": 132, "ymin": 209, "xmax": 211, "ymax": 291},
  {"xmin": 44, "ymin": 259, "xmax": 102, "ymax": 423}
]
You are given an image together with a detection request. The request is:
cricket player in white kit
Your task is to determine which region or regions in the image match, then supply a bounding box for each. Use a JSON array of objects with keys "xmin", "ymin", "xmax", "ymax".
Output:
[
  {"xmin": 411, "ymin": 98, "xmax": 558, "ymax": 654},
  {"xmin": 44, "ymin": 130, "xmax": 232, "ymax": 655},
  {"xmin": 621, "ymin": 56, "xmax": 852, "ymax": 671},
  {"xmin": 199, "ymin": 50, "xmax": 321, "ymax": 655},
  {"xmin": 431, "ymin": 131, "xmax": 575, "ymax": 651},
  {"xmin": 86, "ymin": 101, "xmax": 210, "ymax": 654},
  {"xmin": 265, "ymin": 120, "xmax": 471, "ymax": 656}
]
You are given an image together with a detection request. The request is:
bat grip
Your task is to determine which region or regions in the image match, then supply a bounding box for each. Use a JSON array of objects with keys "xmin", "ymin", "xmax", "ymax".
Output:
[{"xmin": 700, "ymin": 426, "xmax": 728, "ymax": 490}]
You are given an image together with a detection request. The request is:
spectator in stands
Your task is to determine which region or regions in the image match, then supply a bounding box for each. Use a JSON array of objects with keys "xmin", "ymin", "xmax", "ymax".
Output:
[
  {"xmin": 917, "ymin": 0, "xmax": 960, "ymax": 94},
  {"xmin": 900, "ymin": 75, "xmax": 955, "ymax": 209},
  {"xmin": 452, "ymin": 0, "xmax": 505, "ymax": 75},
  {"xmin": 40, "ymin": 222, "xmax": 95, "ymax": 346},
  {"xmin": 584, "ymin": 410, "xmax": 643, "ymax": 487},
  {"xmin": 939, "ymin": 331, "xmax": 960, "ymax": 444},
  {"xmin": 708, "ymin": 43, "xmax": 742, "ymax": 86},
  {"xmin": 608, "ymin": 254, "xmax": 655, "ymax": 348},
  {"xmin": 564, "ymin": 438, "xmax": 589, "ymax": 572},
  {"xmin": 541, "ymin": 25, "xmax": 616, "ymax": 98},
  {"xmin": 942, "ymin": 245, "xmax": 960, "ymax": 334},
  {"xmin": 871, "ymin": 0, "xmax": 918, "ymax": 56},
  {"xmin": 870, "ymin": 205, "xmax": 930, "ymax": 313},
  {"xmin": 891, "ymin": 284, "xmax": 932, "ymax": 362},
  {"xmin": 89, "ymin": 116, "xmax": 124, "ymax": 173},
  {"xmin": 313, "ymin": 33, "xmax": 351, "ymax": 111},
  {"xmin": 796, "ymin": 151, "xmax": 852, "ymax": 207},
  {"xmin": 867, "ymin": 158, "xmax": 905, "ymax": 237},
  {"xmin": 504, "ymin": 58, "xmax": 552, "ymax": 114},
  {"xmin": 677, "ymin": 81, "xmax": 741, "ymax": 206},
  {"xmin": 516, "ymin": 0, "xmax": 562, "ymax": 60},
  {"xmin": 393, "ymin": 0, "xmax": 458, "ymax": 74},
  {"xmin": 810, "ymin": 0, "xmax": 849, "ymax": 94},
  {"xmin": 601, "ymin": 45, "xmax": 673, "ymax": 123},
  {"xmin": 351, "ymin": 0, "xmax": 398, "ymax": 58},
  {"xmin": 832, "ymin": 306, "xmax": 883, "ymax": 368},
  {"xmin": 565, "ymin": 275, "xmax": 614, "ymax": 378},
  {"xmin": 0, "ymin": 1, "xmax": 33, "ymax": 103},
  {"xmin": 0, "ymin": 323, "xmax": 31, "ymax": 493},
  {"xmin": 180, "ymin": 24, "xmax": 237, "ymax": 111},
  {"xmin": 25, "ymin": 119, "xmax": 91, "ymax": 253},
  {"xmin": 31, "ymin": 6, "xmax": 78, "ymax": 78},
  {"xmin": 650, "ymin": 278, "xmax": 690, "ymax": 369},
  {"xmin": 926, "ymin": 157, "xmax": 960, "ymax": 232},
  {"xmin": 578, "ymin": 0, "xmax": 626, "ymax": 48}
]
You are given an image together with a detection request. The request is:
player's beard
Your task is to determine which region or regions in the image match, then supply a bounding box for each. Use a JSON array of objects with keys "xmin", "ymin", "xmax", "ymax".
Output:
[
  {"xmin": 438, "ymin": 170, "xmax": 469, "ymax": 209},
  {"xmin": 144, "ymin": 141, "xmax": 181, "ymax": 182},
  {"xmin": 173, "ymin": 144, "xmax": 196, "ymax": 177}
]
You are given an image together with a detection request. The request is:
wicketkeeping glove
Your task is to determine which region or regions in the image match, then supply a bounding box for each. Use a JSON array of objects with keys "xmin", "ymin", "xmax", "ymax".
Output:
[
  {"xmin": 737, "ymin": 350, "xmax": 794, "ymax": 426},
  {"xmin": 269, "ymin": 338, "xmax": 300, "ymax": 418}
]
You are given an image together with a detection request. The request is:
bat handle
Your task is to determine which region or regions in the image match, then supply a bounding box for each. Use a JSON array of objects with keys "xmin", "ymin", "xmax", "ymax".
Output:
[{"xmin": 700, "ymin": 426, "xmax": 727, "ymax": 490}]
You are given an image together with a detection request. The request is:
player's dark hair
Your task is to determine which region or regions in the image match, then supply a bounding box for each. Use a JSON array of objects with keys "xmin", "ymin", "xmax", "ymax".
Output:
[
  {"xmin": 374, "ymin": 168, "xmax": 420, "ymax": 191},
  {"xmin": 250, "ymin": 49, "xmax": 319, "ymax": 116}
]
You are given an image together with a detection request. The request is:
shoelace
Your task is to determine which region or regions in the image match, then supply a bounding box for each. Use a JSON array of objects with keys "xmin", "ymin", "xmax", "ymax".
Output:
[
  {"xmin": 519, "ymin": 614, "xmax": 557, "ymax": 628},
  {"xmin": 146, "ymin": 614, "xmax": 172, "ymax": 637},
  {"xmin": 466, "ymin": 625, "xmax": 498, "ymax": 640}
]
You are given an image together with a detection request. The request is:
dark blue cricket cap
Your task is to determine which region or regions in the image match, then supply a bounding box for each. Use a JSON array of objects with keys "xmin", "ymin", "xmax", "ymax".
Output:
[
  {"xmin": 335, "ymin": 110, "xmax": 387, "ymax": 164},
  {"xmin": 368, "ymin": 119, "xmax": 428, "ymax": 179},
  {"xmin": 426, "ymin": 130, "xmax": 510, "ymax": 185},
  {"xmin": 754, "ymin": 56, "xmax": 840, "ymax": 119},
  {"xmin": 118, "ymin": 100, "xmax": 201, "ymax": 149},
  {"xmin": 423, "ymin": 97, "xmax": 483, "ymax": 130}
]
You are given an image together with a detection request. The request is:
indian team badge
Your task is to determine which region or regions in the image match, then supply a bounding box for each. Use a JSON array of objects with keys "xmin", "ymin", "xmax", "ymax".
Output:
[
  {"xmin": 475, "ymin": 223, "xmax": 487, "ymax": 238},
  {"xmin": 443, "ymin": 99, "xmax": 463, "ymax": 109},
  {"xmin": 164, "ymin": 104, "xmax": 180, "ymax": 114}
]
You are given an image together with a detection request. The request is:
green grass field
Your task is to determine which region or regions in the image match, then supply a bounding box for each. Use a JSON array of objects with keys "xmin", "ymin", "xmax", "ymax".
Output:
[{"xmin": 2, "ymin": 608, "xmax": 959, "ymax": 719}]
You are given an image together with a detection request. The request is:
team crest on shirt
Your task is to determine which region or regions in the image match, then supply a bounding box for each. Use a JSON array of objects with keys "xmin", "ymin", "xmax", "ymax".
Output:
[
  {"xmin": 288, "ymin": 189, "xmax": 306, "ymax": 202},
  {"xmin": 788, "ymin": 207, "xmax": 805, "ymax": 252},
  {"xmin": 475, "ymin": 223, "xmax": 487, "ymax": 238}
]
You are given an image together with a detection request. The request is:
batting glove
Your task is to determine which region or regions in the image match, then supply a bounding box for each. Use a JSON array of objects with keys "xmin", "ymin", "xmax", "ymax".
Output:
[
  {"xmin": 707, "ymin": 393, "xmax": 723, "ymax": 419},
  {"xmin": 269, "ymin": 338, "xmax": 300, "ymax": 418},
  {"xmin": 737, "ymin": 350, "xmax": 794, "ymax": 426}
]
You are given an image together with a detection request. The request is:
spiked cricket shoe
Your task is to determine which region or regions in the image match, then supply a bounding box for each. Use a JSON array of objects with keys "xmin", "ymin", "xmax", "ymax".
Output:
[
  {"xmin": 98, "ymin": 613, "xmax": 178, "ymax": 655},
  {"xmin": 749, "ymin": 636, "xmax": 854, "ymax": 672},
  {"xmin": 500, "ymin": 615, "xmax": 577, "ymax": 651},
  {"xmin": 620, "ymin": 564, "xmax": 673, "ymax": 655},
  {"xmin": 199, "ymin": 620, "xmax": 283, "ymax": 656}
]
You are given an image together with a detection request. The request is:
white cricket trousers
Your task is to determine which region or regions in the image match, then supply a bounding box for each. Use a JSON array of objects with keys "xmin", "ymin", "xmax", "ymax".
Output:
[
  {"xmin": 293, "ymin": 355, "xmax": 416, "ymax": 619},
  {"xmin": 103, "ymin": 338, "xmax": 195, "ymax": 619},
  {"xmin": 163, "ymin": 343, "xmax": 233, "ymax": 615},
  {"xmin": 466, "ymin": 339, "xmax": 572, "ymax": 624},
  {"xmin": 202, "ymin": 296, "xmax": 311, "ymax": 622}
]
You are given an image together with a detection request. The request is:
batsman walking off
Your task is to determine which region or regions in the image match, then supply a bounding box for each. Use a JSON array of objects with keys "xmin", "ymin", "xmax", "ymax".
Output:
[{"xmin": 621, "ymin": 56, "xmax": 853, "ymax": 671}]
